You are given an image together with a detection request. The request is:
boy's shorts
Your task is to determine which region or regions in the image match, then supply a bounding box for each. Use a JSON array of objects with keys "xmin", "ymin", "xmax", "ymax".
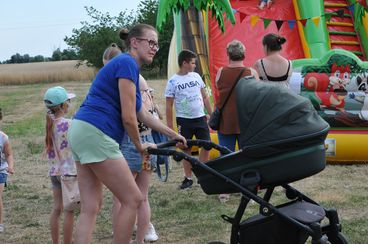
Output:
[
  {"xmin": 176, "ymin": 116, "xmax": 211, "ymax": 143},
  {"xmin": 121, "ymin": 133, "xmax": 157, "ymax": 173},
  {"xmin": 50, "ymin": 175, "xmax": 62, "ymax": 189},
  {"xmin": 68, "ymin": 119, "xmax": 123, "ymax": 164},
  {"xmin": 0, "ymin": 173, "xmax": 7, "ymax": 184}
]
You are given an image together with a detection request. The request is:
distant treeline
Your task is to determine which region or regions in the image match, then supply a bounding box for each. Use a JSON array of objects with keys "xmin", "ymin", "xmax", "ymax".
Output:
[{"xmin": 1, "ymin": 48, "xmax": 78, "ymax": 64}]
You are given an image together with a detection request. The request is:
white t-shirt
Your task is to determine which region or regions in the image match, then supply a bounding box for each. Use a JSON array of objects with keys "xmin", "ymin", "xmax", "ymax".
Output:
[
  {"xmin": 0, "ymin": 131, "xmax": 9, "ymax": 174},
  {"xmin": 165, "ymin": 72, "xmax": 206, "ymax": 119}
]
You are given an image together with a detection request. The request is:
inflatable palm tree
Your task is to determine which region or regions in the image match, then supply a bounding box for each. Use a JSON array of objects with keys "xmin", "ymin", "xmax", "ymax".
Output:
[{"xmin": 156, "ymin": 0, "xmax": 235, "ymax": 97}]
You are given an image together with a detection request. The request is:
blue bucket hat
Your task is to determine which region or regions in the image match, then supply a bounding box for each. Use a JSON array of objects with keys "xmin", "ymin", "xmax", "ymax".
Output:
[{"xmin": 44, "ymin": 86, "xmax": 76, "ymax": 107}]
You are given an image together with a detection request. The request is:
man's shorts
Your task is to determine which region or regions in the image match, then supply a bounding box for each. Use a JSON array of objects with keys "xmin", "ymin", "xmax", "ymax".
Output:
[
  {"xmin": 68, "ymin": 119, "xmax": 123, "ymax": 164},
  {"xmin": 176, "ymin": 116, "xmax": 210, "ymax": 142},
  {"xmin": 121, "ymin": 133, "xmax": 157, "ymax": 173}
]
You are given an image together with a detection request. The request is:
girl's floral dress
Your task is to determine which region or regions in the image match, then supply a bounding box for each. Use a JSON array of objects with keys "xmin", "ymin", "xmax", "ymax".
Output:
[{"xmin": 47, "ymin": 117, "xmax": 77, "ymax": 176}]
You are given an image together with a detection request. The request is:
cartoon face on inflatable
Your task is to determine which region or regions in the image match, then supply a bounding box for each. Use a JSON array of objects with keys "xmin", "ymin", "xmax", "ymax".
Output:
[
  {"xmin": 295, "ymin": 52, "xmax": 368, "ymax": 128},
  {"xmin": 303, "ymin": 63, "xmax": 349, "ymax": 112}
]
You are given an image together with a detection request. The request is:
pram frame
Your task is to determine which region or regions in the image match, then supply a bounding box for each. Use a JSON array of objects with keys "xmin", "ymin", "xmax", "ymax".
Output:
[{"xmin": 147, "ymin": 139, "xmax": 348, "ymax": 244}]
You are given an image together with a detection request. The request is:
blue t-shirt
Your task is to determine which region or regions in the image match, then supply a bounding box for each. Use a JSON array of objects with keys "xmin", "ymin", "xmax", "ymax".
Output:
[{"xmin": 74, "ymin": 53, "xmax": 142, "ymax": 143}]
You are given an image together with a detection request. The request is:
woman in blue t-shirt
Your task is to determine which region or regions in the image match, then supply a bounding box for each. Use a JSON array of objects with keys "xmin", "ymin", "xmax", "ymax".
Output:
[{"xmin": 68, "ymin": 23, "xmax": 186, "ymax": 244}]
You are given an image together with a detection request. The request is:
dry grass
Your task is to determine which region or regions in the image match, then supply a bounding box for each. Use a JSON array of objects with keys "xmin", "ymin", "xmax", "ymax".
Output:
[
  {"xmin": 0, "ymin": 61, "xmax": 97, "ymax": 85},
  {"xmin": 0, "ymin": 79, "xmax": 367, "ymax": 243}
]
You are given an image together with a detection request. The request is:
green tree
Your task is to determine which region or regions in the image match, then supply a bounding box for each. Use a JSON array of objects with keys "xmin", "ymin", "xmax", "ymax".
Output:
[
  {"xmin": 33, "ymin": 55, "xmax": 45, "ymax": 62},
  {"xmin": 63, "ymin": 2, "xmax": 173, "ymax": 75},
  {"xmin": 137, "ymin": 0, "xmax": 173, "ymax": 77},
  {"xmin": 52, "ymin": 48, "xmax": 62, "ymax": 61},
  {"xmin": 62, "ymin": 49, "xmax": 78, "ymax": 60},
  {"xmin": 64, "ymin": 6, "xmax": 136, "ymax": 68}
]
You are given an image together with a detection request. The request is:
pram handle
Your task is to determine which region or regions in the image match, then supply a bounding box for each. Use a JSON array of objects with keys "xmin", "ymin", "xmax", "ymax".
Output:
[{"xmin": 147, "ymin": 139, "xmax": 232, "ymax": 155}]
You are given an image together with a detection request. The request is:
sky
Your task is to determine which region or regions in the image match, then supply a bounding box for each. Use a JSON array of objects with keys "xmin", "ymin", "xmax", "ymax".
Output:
[{"xmin": 0, "ymin": 0, "xmax": 141, "ymax": 62}]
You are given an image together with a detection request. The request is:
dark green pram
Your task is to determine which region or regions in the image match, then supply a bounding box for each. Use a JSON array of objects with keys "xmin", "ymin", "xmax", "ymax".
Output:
[{"xmin": 148, "ymin": 77, "xmax": 348, "ymax": 244}]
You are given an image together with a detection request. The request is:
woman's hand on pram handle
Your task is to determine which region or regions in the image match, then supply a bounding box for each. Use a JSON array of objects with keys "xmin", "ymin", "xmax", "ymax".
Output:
[
  {"xmin": 146, "ymin": 139, "xmax": 233, "ymax": 156},
  {"xmin": 141, "ymin": 142, "xmax": 156, "ymax": 160},
  {"xmin": 170, "ymin": 134, "xmax": 187, "ymax": 149}
]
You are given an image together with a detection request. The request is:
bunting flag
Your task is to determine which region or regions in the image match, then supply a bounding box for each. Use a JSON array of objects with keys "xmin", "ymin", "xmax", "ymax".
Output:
[
  {"xmin": 336, "ymin": 9, "xmax": 345, "ymax": 18},
  {"xmin": 347, "ymin": 5, "xmax": 355, "ymax": 16},
  {"xmin": 250, "ymin": 15, "xmax": 260, "ymax": 27},
  {"xmin": 299, "ymin": 19, "xmax": 308, "ymax": 27},
  {"xmin": 275, "ymin": 20, "xmax": 284, "ymax": 31},
  {"xmin": 233, "ymin": 1, "xmax": 362, "ymax": 31},
  {"xmin": 239, "ymin": 12, "xmax": 247, "ymax": 23},
  {"xmin": 287, "ymin": 20, "xmax": 296, "ymax": 29},
  {"xmin": 311, "ymin": 16, "xmax": 320, "ymax": 27},
  {"xmin": 325, "ymin": 13, "xmax": 332, "ymax": 22},
  {"xmin": 263, "ymin": 19, "xmax": 272, "ymax": 29}
]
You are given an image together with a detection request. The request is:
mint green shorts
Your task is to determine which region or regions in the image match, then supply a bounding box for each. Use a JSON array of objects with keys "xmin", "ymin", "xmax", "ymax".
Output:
[{"xmin": 68, "ymin": 119, "xmax": 123, "ymax": 164}]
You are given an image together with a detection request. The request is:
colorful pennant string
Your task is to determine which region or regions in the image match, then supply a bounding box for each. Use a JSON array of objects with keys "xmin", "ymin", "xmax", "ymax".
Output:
[{"xmin": 233, "ymin": 0, "xmax": 368, "ymax": 30}]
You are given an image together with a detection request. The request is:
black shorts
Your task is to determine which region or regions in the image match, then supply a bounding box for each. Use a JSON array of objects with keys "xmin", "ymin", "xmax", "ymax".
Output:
[{"xmin": 176, "ymin": 116, "xmax": 210, "ymax": 141}]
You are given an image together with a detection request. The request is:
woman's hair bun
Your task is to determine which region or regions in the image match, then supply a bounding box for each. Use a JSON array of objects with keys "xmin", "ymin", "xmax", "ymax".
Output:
[
  {"xmin": 278, "ymin": 36, "xmax": 286, "ymax": 45},
  {"xmin": 119, "ymin": 28, "xmax": 129, "ymax": 40}
]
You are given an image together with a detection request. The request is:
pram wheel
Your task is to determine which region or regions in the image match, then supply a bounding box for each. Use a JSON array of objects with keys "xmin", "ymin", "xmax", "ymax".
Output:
[{"xmin": 326, "ymin": 232, "xmax": 348, "ymax": 244}]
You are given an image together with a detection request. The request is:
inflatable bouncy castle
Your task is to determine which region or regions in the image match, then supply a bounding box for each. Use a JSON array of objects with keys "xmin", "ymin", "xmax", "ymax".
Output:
[{"xmin": 157, "ymin": 0, "xmax": 368, "ymax": 162}]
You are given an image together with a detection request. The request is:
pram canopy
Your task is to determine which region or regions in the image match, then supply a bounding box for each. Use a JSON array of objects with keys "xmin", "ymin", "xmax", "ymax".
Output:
[{"xmin": 236, "ymin": 77, "xmax": 330, "ymax": 157}]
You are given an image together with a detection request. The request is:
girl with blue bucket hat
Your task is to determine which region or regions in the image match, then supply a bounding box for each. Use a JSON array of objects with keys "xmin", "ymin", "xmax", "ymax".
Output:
[{"xmin": 43, "ymin": 86, "xmax": 77, "ymax": 244}]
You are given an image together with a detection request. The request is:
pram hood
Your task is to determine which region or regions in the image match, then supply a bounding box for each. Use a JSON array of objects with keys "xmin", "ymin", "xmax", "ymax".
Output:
[{"xmin": 236, "ymin": 77, "xmax": 330, "ymax": 157}]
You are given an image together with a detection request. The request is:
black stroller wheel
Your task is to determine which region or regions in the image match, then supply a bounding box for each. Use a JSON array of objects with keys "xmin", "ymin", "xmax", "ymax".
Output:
[{"xmin": 327, "ymin": 232, "xmax": 349, "ymax": 244}]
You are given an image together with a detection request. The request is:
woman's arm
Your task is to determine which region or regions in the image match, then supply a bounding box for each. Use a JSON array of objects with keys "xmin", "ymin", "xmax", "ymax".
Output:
[
  {"xmin": 153, "ymin": 103, "xmax": 163, "ymax": 120},
  {"xmin": 201, "ymin": 88, "xmax": 213, "ymax": 116},
  {"xmin": 137, "ymin": 109, "xmax": 186, "ymax": 146},
  {"xmin": 250, "ymin": 67, "xmax": 260, "ymax": 80},
  {"xmin": 119, "ymin": 78, "xmax": 144, "ymax": 153},
  {"xmin": 214, "ymin": 67, "xmax": 223, "ymax": 88},
  {"xmin": 253, "ymin": 60, "xmax": 261, "ymax": 77},
  {"xmin": 165, "ymin": 97, "xmax": 174, "ymax": 130},
  {"xmin": 4, "ymin": 140, "xmax": 14, "ymax": 174}
]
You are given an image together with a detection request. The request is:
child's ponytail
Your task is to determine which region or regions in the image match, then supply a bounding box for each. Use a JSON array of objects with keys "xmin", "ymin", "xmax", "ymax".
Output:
[
  {"xmin": 44, "ymin": 105, "xmax": 62, "ymax": 154},
  {"xmin": 45, "ymin": 111, "xmax": 54, "ymax": 153}
]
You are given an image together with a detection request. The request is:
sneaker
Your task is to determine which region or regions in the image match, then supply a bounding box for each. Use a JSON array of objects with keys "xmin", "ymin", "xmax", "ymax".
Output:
[
  {"xmin": 144, "ymin": 223, "xmax": 158, "ymax": 242},
  {"xmin": 0, "ymin": 224, "xmax": 4, "ymax": 233},
  {"xmin": 179, "ymin": 177, "xmax": 193, "ymax": 190}
]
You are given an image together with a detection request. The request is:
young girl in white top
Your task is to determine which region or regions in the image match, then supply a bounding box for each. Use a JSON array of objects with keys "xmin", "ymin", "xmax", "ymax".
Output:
[
  {"xmin": 0, "ymin": 108, "xmax": 14, "ymax": 233},
  {"xmin": 43, "ymin": 86, "xmax": 76, "ymax": 244}
]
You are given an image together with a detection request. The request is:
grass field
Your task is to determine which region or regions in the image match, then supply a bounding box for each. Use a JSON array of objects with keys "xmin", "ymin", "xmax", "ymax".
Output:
[
  {"xmin": 0, "ymin": 78, "xmax": 367, "ymax": 243},
  {"xmin": 0, "ymin": 61, "xmax": 97, "ymax": 85}
]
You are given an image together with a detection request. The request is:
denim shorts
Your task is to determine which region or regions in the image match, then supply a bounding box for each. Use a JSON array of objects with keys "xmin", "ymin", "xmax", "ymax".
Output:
[
  {"xmin": 121, "ymin": 133, "xmax": 157, "ymax": 173},
  {"xmin": 0, "ymin": 173, "xmax": 7, "ymax": 184},
  {"xmin": 50, "ymin": 175, "xmax": 62, "ymax": 189}
]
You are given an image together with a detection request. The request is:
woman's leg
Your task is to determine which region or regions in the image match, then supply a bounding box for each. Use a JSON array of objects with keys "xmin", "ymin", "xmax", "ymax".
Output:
[
  {"xmin": 88, "ymin": 158, "xmax": 142, "ymax": 244},
  {"xmin": 112, "ymin": 195, "xmax": 121, "ymax": 234},
  {"xmin": 63, "ymin": 210, "xmax": 74, "ymax": 244},
  {"xmin": 135, "ymin": 170, "xmax": 151, "ymax": 244},
  {"xmin": 217, "ymin": 133, "xmax": 238, "ymax": 203},
  {"xmin": 74, "ymin": 161, "xmax": 103, "ymax": 244},
  {"xmin": 50, "ymin": 187, "xmax": 63, "ymax": 244}
]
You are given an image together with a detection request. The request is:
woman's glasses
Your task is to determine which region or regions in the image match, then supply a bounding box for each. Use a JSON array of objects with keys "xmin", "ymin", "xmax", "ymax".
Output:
[{"xmin": 136, "ymin": 38, "xmax": 160, "ymax": 51}]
